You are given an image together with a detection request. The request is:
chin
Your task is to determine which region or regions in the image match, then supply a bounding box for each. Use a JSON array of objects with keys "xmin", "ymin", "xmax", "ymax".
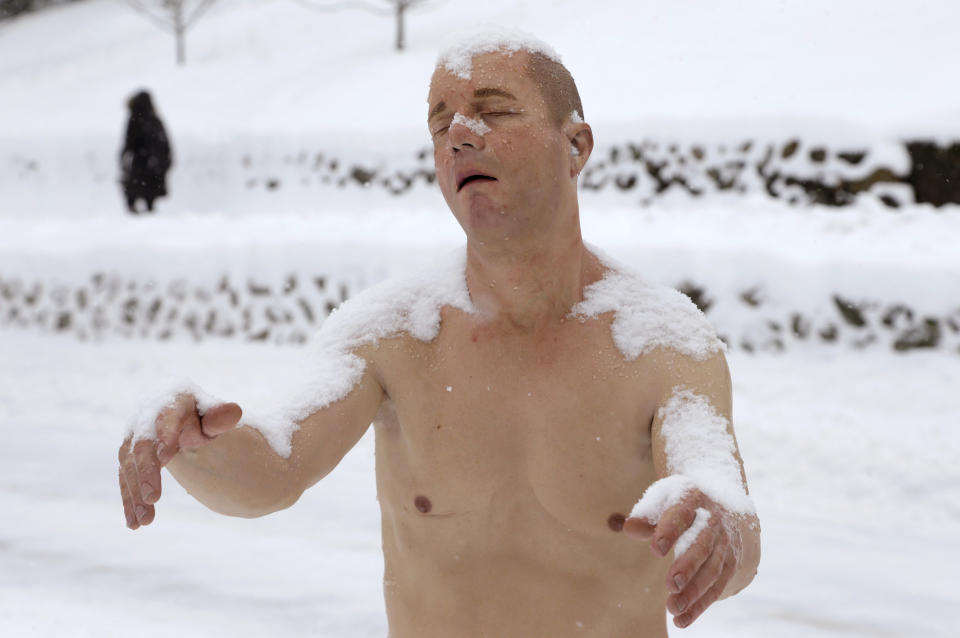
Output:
[{"xmin": 459, "ymin": 196, "xmax": 512, "ymax": 232}]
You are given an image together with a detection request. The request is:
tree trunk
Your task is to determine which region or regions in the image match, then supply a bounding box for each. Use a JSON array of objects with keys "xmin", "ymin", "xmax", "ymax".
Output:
[
  {"xmin": 175, "ymin": 25, "xmax": 186, "ymax": 65},
  {"xmin": 394, "ymin": 1, "xmax": 404, "ymax": 51},
  {"xmin": 174, "ymin": 2, "xmax": 186, "ymax": 66}
]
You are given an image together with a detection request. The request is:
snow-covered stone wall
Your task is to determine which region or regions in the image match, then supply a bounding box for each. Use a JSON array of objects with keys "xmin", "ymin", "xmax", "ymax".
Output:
[{"xmin": 2, "ymin": 267, "xmax": 957, "ymax": 354}]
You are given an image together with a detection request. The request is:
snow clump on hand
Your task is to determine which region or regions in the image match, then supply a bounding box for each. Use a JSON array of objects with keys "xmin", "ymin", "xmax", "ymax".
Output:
[{"xmin": 124, "ymin": 378, "xmax": 222, "ymax": 447}]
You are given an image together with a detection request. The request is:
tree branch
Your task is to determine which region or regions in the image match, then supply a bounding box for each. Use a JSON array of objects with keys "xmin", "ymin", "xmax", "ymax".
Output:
[
  {"xmin": 291, "ymin": 0, "xmax": 393, "ymax": 17},
  {"xmin": 124, "ymin": 0, "xmax": 175, "ymax": 33},
  {"xmin": 184, "ymin": 0, "xmax": 219, "ymax": 28}
]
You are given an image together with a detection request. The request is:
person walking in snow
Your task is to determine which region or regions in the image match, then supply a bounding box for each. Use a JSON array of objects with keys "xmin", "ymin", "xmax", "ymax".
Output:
[{"xmin": 119, "ymin": 89, "xmax": 173, "ymax": 214}]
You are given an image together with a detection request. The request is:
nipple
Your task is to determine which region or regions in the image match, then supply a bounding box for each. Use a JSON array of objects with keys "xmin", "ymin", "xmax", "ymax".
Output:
[
  {"xmin": 414, "ymin": 495, "xmax": 433, "ymax": 514},
  {"xmin": 607, "ymin": 512, "xmax": 626, "ymax": 532}
]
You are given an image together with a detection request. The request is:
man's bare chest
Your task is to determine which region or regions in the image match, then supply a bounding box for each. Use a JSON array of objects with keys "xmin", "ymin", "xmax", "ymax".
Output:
[{"xmin": 371, "ymin": 314, "xmax": 663, "ymax": 547}]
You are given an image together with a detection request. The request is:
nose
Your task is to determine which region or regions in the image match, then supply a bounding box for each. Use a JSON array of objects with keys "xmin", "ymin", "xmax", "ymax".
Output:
[{"xmin": 448, "ymin": 118, "xmax": 485, "ymax": 153}]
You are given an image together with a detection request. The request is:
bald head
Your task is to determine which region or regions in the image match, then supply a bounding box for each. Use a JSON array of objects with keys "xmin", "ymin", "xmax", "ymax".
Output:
[{"xmin": 522, "ymin": 51, "xmax": 584, "ymax": 127}]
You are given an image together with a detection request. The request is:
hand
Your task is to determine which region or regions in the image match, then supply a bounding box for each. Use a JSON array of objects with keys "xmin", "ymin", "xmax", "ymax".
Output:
[
  {"xmin": 623, "ymin": 490, "xmax": 740, "ymax": 628},
  {"xmin": 118, "ymin": 393, "xmax": 241, "ymax": 529}
]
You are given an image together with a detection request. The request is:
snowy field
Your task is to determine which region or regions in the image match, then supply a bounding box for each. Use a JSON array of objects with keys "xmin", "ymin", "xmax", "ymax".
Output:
[{"xmin": 2, "ymin": 0, "xmax": 960, "ymax": 636}]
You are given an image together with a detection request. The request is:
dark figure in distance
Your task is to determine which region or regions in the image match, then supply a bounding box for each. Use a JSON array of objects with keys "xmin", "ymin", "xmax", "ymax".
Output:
[{"xmin": 119, "ymin": 90, "xmax": 173, "ymax": 214}]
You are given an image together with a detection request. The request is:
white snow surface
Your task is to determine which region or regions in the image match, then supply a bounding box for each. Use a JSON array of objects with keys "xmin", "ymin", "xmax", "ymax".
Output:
[{"xmin": 437, "ymin": 28, "xmax": 562, "ymax": 80}]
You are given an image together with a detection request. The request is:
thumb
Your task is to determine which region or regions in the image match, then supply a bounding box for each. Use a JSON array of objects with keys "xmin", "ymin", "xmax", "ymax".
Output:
[
  {"xmin": 623, "ymin": 517, "xmax": 657, "ymax": 540},
  {"xmin": 200, "ymin": 402, "xmax": 242, "ymax": 438}
]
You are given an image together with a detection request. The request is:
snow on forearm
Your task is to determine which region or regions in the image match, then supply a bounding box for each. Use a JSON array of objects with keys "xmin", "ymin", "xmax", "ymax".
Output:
[{"xmin": 631, "ymin": 388, "xmax": 755, "ymax": 526}]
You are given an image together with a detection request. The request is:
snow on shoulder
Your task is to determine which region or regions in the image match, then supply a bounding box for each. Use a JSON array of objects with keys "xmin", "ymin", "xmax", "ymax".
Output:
[
  {"xmin": 437, "ymin": 29, "xmax": 562, "ymax": 80},
  {"xmin": 125, "ymin": 250, "xmax": 475, "ymax": 457},
  {"xmin": 570, "ymin": 249, "xmax": 725, "ymax": 361}
]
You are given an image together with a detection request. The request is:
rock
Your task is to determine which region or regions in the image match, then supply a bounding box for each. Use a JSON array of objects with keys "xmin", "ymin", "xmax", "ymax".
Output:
[
  {"xmin": 833, "ymin": 295, "xmax": 866, "ymax": 328},
  {"xmin": 894, "ymin": 318, "xmax": 941, "ymax": 351}
]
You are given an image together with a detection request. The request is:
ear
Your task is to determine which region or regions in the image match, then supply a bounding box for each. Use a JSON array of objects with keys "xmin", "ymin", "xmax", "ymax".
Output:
[{"xmin": 567, "ymin": 123, "xmax": 593, "ymax": 177}]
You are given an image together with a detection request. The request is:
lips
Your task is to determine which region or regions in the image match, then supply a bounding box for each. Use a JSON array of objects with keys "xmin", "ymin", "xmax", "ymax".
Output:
[{"xmin": 456, "ymin": 170, "xmax": 497, "ymax": 192}]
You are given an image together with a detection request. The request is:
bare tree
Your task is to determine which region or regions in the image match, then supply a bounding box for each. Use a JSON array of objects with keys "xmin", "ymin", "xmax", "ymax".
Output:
[
  {"xmin": 294, "ymin": 0, "xmax": 431, "ymax": 52},
  {"xmin": 124, "ymin": 0, "xmax": 219, "ymax": 66}
]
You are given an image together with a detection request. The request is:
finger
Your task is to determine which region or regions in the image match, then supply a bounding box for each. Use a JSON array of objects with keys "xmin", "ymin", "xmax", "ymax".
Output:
[
  {"xmin": 673, "ymin": 552, "xmax": 735, "ymax": 628},
  {"xmin": 667, "ymin": 515, "xmax": 718, "ymax": 593},
  {"xmin": 622, "ymin": 517, "xmax": 656, "ymax": 540},
  {"xmin": 652, "ymin": 501, "xmax": 697, "ymax": 557},
  {"xmin": 178, "ymin": 411, "xmax": 206, "ymax": 449},
  {"xmin": 154, "ymin": 393, "xmax": 197, "ymax": 463},
  {"xmin": 119, "ymin": 467, "xmax": 139, "ymax": 529},
  {"xmin": 200, "ymin": 402, "xmax": 242, "ymax": 438},
  {"xmin": 132, "ymin": 439, "xmax": 162, "ymax": 505},
  {"xmin": 121, "ymin": 458, "xmax": 154, "ymax": 526},
  {"xmin": 668, "ymin": 534, "xmax": 724, "ymax": 616}
]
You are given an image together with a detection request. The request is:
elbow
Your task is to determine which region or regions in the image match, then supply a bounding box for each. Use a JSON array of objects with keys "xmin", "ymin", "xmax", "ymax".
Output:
[{"xmin": 192, "ymin": 485, "xmax": 304, "ymax": 519}]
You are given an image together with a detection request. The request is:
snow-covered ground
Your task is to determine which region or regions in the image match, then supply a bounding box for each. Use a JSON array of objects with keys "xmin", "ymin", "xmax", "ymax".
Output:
[
  {"xmin": 2, "ymin": 1, "xmax": 960, "ymax": 636},
  {"xmin": 1, "ymin": 335, "xmax": 957, "ymax": 637}
]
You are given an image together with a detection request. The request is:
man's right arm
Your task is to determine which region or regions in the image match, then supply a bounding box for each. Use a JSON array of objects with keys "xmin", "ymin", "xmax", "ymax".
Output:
[{"xmin": 118, "ymin": 358, "xmax": 384, "ymax": 529}]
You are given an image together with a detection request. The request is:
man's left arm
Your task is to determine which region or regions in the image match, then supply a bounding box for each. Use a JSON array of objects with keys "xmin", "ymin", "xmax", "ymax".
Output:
[{"xmin": 624, "ymin": 349, "xmax": 761, "ymax": 628}]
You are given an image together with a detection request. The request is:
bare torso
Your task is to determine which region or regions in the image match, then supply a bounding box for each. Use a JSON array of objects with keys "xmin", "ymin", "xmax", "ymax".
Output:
[{"xmin": 369, "ymin": 306, "xmax": 673, "ymax": 637}]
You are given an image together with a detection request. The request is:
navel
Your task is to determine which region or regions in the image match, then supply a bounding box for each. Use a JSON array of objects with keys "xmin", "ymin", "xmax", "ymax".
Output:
[
  {"xmin": 607, "ymin": 512, "xmax": 626, "ymax": 532},
  {"xmin": 414, "ymin": 495, "xmax": 433, "ymax": 514}
]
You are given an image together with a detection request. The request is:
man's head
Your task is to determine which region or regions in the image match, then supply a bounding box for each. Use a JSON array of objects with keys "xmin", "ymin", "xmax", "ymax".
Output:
[{"xmin": 427, "ymin": 34, "xmax": 593, "ymax": 245}]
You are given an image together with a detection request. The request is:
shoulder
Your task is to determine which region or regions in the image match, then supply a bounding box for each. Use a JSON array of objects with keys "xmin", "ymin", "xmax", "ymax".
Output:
[
  {"xmin": 571, "ymin": 248, "xmax": 725, "ymax": 362},
  {"xmin": 312, "ymin": 248, "xmax": 474, "ymax": 355}
]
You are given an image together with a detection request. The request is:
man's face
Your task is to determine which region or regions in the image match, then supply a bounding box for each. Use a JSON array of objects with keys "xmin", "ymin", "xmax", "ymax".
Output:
[{"xmin": 427, "ymin": 52, "xmax": 575, "ymax": 242}]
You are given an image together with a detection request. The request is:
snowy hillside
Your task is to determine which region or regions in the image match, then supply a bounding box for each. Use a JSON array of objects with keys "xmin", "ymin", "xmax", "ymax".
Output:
[{"xmin": 4, "ymin": 0, "xmax": 960, "ymax": 137}]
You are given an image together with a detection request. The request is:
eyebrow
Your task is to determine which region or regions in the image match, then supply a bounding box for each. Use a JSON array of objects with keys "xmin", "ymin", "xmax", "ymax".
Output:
[
  {"xmin": 428, "ymin": 100, "xmax": 446, "ymax": 120},
  {"xmin": 428, "ymin": 88, "xmax": 519, "ymax": 120},
  {"xmin": 473, "ymin": 88, "xmax": 517, "ymax": 101}
]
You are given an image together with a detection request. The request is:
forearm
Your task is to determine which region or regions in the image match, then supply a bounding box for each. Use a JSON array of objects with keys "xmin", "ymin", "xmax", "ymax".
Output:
[
  {"xmin": 166, "ymin": 424, "xmax": 304, "ymax": 518},
  {"xmin": 721, "ymin": 513, "xmax": 761, "ymax": 599}
]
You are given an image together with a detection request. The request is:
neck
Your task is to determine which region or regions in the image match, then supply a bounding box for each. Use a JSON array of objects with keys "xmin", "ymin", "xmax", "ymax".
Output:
[{"xmin": 464, "ymin": 219, "xmax": 601, "ymax": 331}]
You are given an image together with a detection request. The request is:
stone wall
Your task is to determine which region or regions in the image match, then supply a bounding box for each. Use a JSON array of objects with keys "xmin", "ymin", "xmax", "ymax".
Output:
[
  {"xmin": 232, "ymin": 139, "xmax": 959, "ymax": 208},
  {"xmin": 3, "ymin": 270, "xmax": 957, "ymax": 354}
]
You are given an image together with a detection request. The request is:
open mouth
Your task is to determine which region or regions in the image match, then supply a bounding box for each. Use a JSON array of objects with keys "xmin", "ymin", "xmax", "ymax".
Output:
[{"xmin": 457, "ymin": 174, "xmax": 497, "ymax": 192}]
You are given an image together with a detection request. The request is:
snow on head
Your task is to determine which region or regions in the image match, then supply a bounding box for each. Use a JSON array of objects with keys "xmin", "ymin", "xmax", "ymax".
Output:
[
  {"xmin": 570, "ymin": 248, "xmax": 725, "ymax": 361},
  {"xmin": 452, "ymin": 112, "xmax": 491, "ymax": 136},
  {"xmin": 569, "ymin": 109, "xmax": 584, "ymax": 124},
  {"xmin": 437, "ymin": 28, "xmax": 562, "ymax": 80}
]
